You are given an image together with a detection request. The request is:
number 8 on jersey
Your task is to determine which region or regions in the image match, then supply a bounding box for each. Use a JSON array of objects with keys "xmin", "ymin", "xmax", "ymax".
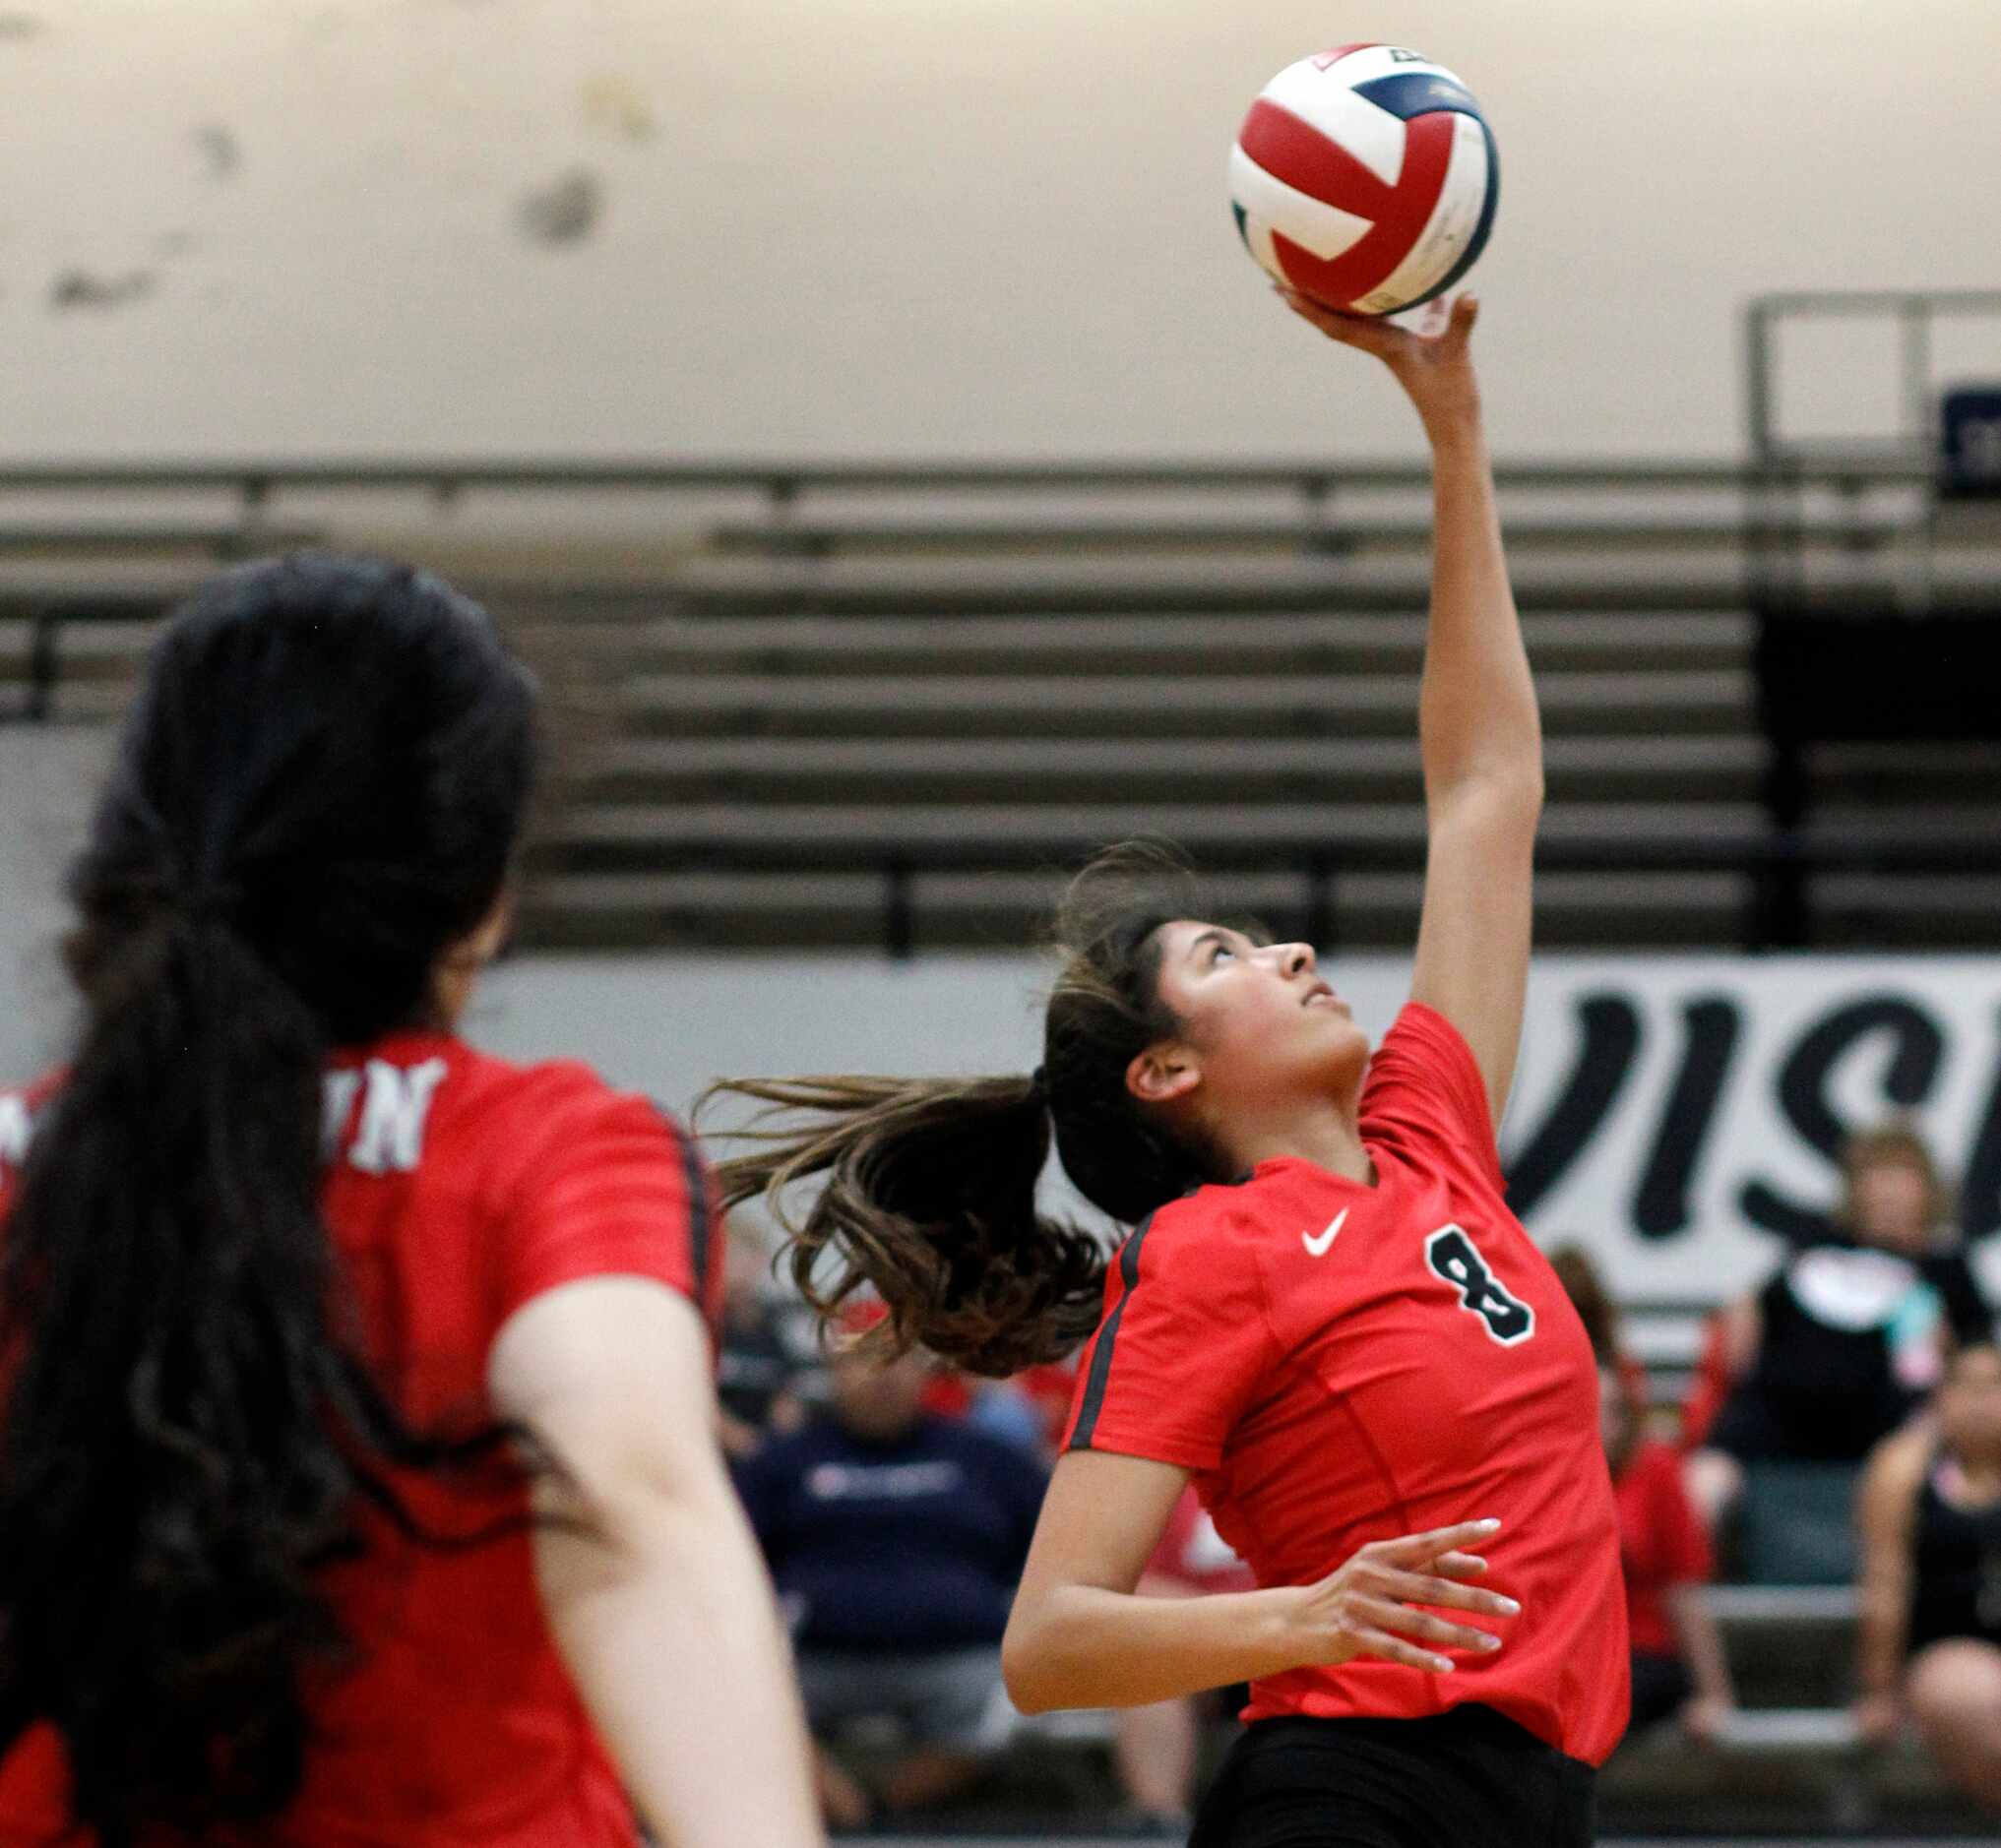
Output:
[{"xmin": 1426, "ymin": 1224, "xmax": 1535, "ymax": 1346}]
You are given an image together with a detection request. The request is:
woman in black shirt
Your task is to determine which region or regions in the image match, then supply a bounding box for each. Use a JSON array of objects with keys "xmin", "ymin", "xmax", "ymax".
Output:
[{"xmin": 1687, "ymin": 1123, "xmax": 1991, "ymax": 1536}]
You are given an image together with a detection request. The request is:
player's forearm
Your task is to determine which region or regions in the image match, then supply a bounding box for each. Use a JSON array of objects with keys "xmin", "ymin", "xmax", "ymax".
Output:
[
  {"xmin": 1416, "ymin": 406, "xmax": 1542, "ymax": 812},
  {"xmin": 1003, "ymin": 1580, "xmax": 1303, "ymax": 1712},
  {"xmin": 1666, "ymin": 1584, "xmax": 1734, "ymax": 1704},
  {"xmin": 1855, "ymin": 1574, "xmax": 1910, "ymax": 1697},
  {"xmin": 537, "ymin": 1482, "xmax": 824, "ymax": 1847}
]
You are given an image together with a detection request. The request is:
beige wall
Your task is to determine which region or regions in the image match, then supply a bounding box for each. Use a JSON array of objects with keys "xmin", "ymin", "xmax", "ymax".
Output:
[{"xmin": 2, "ymin": 0, "xmax": 1997, "ymax": 463}]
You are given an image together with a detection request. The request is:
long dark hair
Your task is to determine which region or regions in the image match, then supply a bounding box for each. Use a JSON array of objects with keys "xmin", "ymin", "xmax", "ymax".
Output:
[
  {"xmin": 0, "ymin": 555, "xmax": 538, "ymax": 1843},
  {"xmin": 706, "ymin": 844, "xmax": 1228, "ymax": 1376}
]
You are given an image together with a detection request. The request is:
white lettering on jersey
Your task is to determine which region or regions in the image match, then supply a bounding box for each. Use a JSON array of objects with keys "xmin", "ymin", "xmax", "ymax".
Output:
[
  {"xmin": 0, "ymin": 1095, "xmax": 32, "ymax": 1179},
  {"xmin": 320, "ymin": 1070, "xmax": 362, "ymax": 1160},
  {"xmin": 346, "ymin": 1058, "xmax": 449, "ymax": 1175}
]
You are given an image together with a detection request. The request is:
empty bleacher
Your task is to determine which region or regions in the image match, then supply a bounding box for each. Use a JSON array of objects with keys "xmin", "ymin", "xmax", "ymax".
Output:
[
  {"xmin": 3, "ymin": 453, "xmax": 1997, "ymax": 962},
  {"xmin": 521, "ymin": 593, "xmax": 1764, "ymax": 951}
]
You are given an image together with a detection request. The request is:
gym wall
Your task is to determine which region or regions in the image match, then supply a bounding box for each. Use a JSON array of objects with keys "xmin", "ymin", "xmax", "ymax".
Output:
[{"xmin": 2, "ymin": 0, "xmax": 1995, "ymax": 463}]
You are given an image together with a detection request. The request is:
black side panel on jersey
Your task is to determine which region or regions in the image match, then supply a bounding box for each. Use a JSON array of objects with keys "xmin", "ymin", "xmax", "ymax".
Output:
[{"xmin": 1068, "ymin": 1212, "xmax": 1157, "ymax": 1451}]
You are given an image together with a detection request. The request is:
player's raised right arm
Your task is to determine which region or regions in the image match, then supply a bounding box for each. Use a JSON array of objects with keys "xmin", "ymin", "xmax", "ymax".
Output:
[
  {"xmin": 489, "ymin": 1277, "xmax": 824, "ymax": 1848},
  {"xmin": 1003, "ymin": 1450, "xmax": 1516, "ymax": 1711},
  {"xmin": 1281, "ymin": 292, "xmax": 1541, "ymax": 1128}
]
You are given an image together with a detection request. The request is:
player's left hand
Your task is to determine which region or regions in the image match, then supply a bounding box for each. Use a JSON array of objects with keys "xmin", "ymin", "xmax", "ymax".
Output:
[{"xmin": 1280, "ymin": 1517, "xmax": 1519, "ymax": 1675}]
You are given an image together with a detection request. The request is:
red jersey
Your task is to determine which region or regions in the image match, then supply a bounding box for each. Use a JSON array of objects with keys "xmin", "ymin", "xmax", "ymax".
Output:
[
  {"xmin": 1061, "ymin": 1003, "xmax": 1630, "ymax": 1765},
  {"xmin": 1612, "ymin": 1440, "xmax": 1711, "ymax": 1658},
  {"xmin": 0, "ymin": 1029, "xmax": 723, "ymax": 1847}
]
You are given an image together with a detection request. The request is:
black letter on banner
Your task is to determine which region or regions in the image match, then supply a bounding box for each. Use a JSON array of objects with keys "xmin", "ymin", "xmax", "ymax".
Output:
[
  {"xmin": 1740, "ymin": 996, "xmax": 1944, "ymax": 1243},
  {"xmin": 1956, "ymin": 1007, "xmax": 2001, "ymax": 1241},
  {"xmin": 1633, "ymin": 997, "xmax": 1742, "ymax": 1239},
  {"xmin": 1503, "ymin": 993, "xmax": 1642, "ymax": 1217}
]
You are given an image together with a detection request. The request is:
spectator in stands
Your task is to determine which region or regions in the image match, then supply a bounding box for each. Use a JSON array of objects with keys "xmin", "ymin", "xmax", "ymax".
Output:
[
  {"xmin": 1550, "ymin": 1246, "xmax": 1735, "ymax": 1742},
  {"xmin": 1109, "ymin": 1488, "xmax": 1256, "ymax": 1837},
  {"xmin": 917, "ymin": 1356, "xmax": 1050, "ymax": 1457},
  {"xmin": 717, "ymin": 1218, "xmax": 807, "ymax": 1459},
  {"xmin": 960, "ymin": 1374, "xmax": 1054, "ymax": 1454},
  {"xmin": 734, "ymin": 1302, "xmax": 1048, "ymax": 1831},
  {"xmin": 1854, "ymin": 1340, "xmax": 2001, "ymax": 1808},
  {"xmin": 1599, "ymin": 1364, "xmax": 1736, "ymax": 1741},
  {"xmin": 1684, "ymin": 1123, "xmax": 1991, "ymax": 1546},
  {"xmin": 1011, "ymin": 1354, "xmax": 1085, "ymax": 1458},
  {"xmin": 1547, "ymin": 1243, "xmax": 1649, "ymax": 1418}
]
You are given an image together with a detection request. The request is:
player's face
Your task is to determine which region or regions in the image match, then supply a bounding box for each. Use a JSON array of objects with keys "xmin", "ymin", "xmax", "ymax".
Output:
[
  {"xmin": 1940, "ymin": 1347, "xmax": 2001, "ymax": 1466},
  {"xmin": 1147, "ymin": 919, "xmax": 1370, "ymax": 1105}
]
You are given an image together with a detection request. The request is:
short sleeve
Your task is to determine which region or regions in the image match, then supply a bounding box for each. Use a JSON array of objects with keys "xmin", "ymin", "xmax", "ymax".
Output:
[
  {"xmin": 1357, "ymin": 1002, "xmax": 1504, "ymax": 1194},
  {"xmin": 493, "ymin": 1077, "xmax": 722, "ymax": 1337},
  {"xmin": 1060, "ymin": 1201, "xmax": 1277, "ymax": 1474}
]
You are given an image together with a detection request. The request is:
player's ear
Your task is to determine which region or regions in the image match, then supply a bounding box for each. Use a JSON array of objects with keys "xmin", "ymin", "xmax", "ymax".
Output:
[
  {"xmin": 432, "ymin": 889, "xmax": 515, "ymax": 1027},
  {"xmin": 1127, "ymin": 1043, "xmax": 1200, "ymax": 1108}
]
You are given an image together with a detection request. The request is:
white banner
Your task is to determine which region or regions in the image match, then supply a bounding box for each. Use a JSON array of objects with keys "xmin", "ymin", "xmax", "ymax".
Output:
[
  {"xmin": 470, "ymin": 952, "xmax": 2001, "ymax": 1314},
  {"xmin": 1501, "ymin": 956, "xmax": 2001, "ymax": 1309}
]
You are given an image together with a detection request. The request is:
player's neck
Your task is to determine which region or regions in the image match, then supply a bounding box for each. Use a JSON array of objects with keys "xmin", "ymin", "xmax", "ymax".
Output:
[{"xmin": 1224, "ymin": 1101, "xmax": 1374, "ymax": 1187}]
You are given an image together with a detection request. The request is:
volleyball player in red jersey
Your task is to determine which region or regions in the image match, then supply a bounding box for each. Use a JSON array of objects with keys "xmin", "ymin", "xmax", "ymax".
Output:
[
  {"xmin": 0, "ymin": 557, "xmax": 821, "ymax": 1847},
  {"xmin": 713, "ymin": 295, "xmax": 1626, "ymax": 1845}
]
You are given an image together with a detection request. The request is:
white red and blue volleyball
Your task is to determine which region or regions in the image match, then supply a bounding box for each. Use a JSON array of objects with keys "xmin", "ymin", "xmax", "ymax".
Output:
[{"xmin": 1229, "ymin": 44, "xmax": 1499, "ymax": 317}]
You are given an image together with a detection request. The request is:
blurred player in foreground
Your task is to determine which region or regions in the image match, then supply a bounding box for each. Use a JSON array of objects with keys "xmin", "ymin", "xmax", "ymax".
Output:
[
  {"xmin": 0, "ymin": 557, "xmax": 820, "ymax": 1847},
  {"xmin": 712, "ymin": 296, "xmax": 1627, "ymax": 1848}
]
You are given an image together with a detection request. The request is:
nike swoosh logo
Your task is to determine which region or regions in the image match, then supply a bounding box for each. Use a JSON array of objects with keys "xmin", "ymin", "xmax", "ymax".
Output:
[{"xmin": 1302, "ymin": 1208, "xmax": 1348, "ymax": 1258}]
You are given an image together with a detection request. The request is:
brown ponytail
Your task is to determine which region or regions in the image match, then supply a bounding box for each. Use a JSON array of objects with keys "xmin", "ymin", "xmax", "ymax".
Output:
[{"xmin": 703, "ymin": 843, "xmax": 1226, "ymax": 1373}]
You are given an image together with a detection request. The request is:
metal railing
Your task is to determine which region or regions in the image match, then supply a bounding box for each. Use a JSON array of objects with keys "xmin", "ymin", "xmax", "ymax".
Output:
[
  {"xmin": 0, "ymin": 451, "xmax": 1943, "ymax": 529},
  {"xmin": 1745, "ymin": 288, "xmax": 2001, "ymax": 465},
  {"xmin": 0, "ymin": 445, "xmax": 1963, "ymax": 629}
]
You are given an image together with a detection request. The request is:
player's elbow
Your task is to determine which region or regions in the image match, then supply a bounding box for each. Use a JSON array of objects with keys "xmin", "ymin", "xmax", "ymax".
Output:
[
  {"xmin": 1430, "ymin": 765, "xmax": 1543, "ymax": 837},
  {"xmin": 1512, "ymin": 759, "xmax": 1545, "ymax": 814},
  {"xmin": 1000, "ymin": 1604, "xmax": 1059, "ymax": 1714},
  {"xmin": 1471, "ymin": 759, "xmax": 1544, "ymax": 816}
]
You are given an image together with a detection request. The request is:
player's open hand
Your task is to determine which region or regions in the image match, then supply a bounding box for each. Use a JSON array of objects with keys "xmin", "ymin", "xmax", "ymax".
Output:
[
  {"xmin": 1280, "ymin": 1518, "xmax": 1518, "ymax": 1675},
  {"xmin": 1277, "ymin": 288, "xmax": 1482, "ymax": 430}
]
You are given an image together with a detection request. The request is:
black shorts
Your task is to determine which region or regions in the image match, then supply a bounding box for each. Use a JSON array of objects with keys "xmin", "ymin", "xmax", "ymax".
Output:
[
  {"xmin": 1189, "ymin": 1705, "xmax": 1595, "ymax": 1848},
  {"xmin": 1626, "ymin": 1651, "xmax": 1692, "ymax": 1737}
]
